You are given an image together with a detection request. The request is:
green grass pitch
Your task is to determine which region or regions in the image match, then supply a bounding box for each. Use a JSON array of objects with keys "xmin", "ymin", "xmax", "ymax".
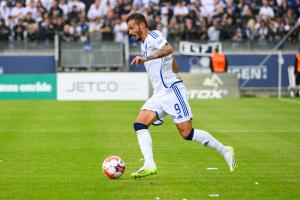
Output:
[{"xmin": 0, "ymin": 98, "xmax": 300, "ymax": 199}]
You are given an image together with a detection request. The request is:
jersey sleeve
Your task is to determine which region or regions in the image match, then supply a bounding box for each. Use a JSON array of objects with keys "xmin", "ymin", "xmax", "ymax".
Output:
[{"xmin": 148, "ymin": 30, "xmax": 168, "ymax": 49}]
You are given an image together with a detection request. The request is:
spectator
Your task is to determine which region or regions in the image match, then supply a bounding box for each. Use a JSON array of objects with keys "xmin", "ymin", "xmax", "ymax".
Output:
[
  {"xmin": 38, "ymin": 14, "xmax": 55, "ymax": 41},
  {"xmin": 36, "ymin": 0, "xmax": 48, "ymax": 17},
  {"xmin": 182, "ymin": 18, "xmax": 198, "ymax": 40},
  {"xmin": 221, "ymin": 16, "xmax": 236, "ymax": 40},
  {"xmin": 41, "ymin": 0, "xmax": 52, "ymax": 11},
  {"xmin": 36, "ymin": 10, "xmax": 44, "ymax": 24},
  {"xmin": 254, "ymin": 19, "xmax": 270, "ymax": 41},
  {"xmin": 232, "ymin": 27, "xmax": 243, "ymax": 42},
  {"xmin": 10, "ymin": 1, "xmax": 24, "ymax": 21},
  {"xmin": 49, "ymin": 0, "xmax": 64, "ymax": 19},
  {"xmin": 113, "ymin": 15, "xmax": 128, "ymax": 43},
  {"xmin": 58, "ymin": 0, "xmax": 69, "ymax": 17},
  {"xmin": 23, "ymin": 0, "xmax": 38, "ymax": 19},
  {"xmin": 0, "ymin": 1, "xmax": 10, "ymax": 22},
  {"xmin": 241, "ymin": 4, "xmax": 253, "ymax": 22},
  {"xmin": 13, "ymin": 18, "xmax": 26, "ymax": 41},
  {"xmin": 198, "ymin": 15, "xmax": 208, "ymax": 40},
  {"xmin": 68, "ymin": 0, "xmax": 86, "ymax": 15},
  {"xmin": 201, "ymin": 0, "xmax": 215, "ymax": 19},
  {"xmin": 87, "ymin": 0, "xmax": 104, "ymax": 21},
  {"xmin": 167, "ymin": 17, "xmax": 184, "ymax": 42},
  {"xmin": 89, "ymin": 17, "xmax": 102, "ymax": 32},
  {"xmin": 68, "ymin": 5, "xmax": 80, "ymax": 23},
  {"xmin": 259, "ymin": 0, "xmax": 274, "ymax": 20},
  {"xmin": 0, "ymin": 18, "xmax": 10, "ymax": 41},
  {"xmin": 208, "ymin": 18, "xmax": 221, "ymax": 42},
  {"xmin": 6, "ymin": 16, "xmax": 16, "ymax": 35},
  {"xmin": 23, "ymin": 12, "xmax": 38, "ymax": 41},
  {"xmin": 173, "ymin": 1, "xmax": 189, "ymax": 20},
  {"xmin": 159, "ymin": 5, "xmax": 169, "ymax": 38},
  {"xmin": 62, "ymin": 24, "xmax": 73, "ymax": 42},
  {"xmin": 77, "ymin": 15, "xmax": 89, "ymax": 42},
  {"xmin": 225, "ymin": 0, "xmax": 238, "ymax": 18},
  {"xmin": 68, "ymin": 18, "xmax": 80, "ymax": 41},
  {"xmin": 53, "ymin": 16, "xmax": 65, "ymax": 33},
  {"xmin": 118, "ymin": 0, "xmax": 132, "ymax": 16},
  {"xmin": 213, "ymin": 0, "xmax": 226, "ymax": 19},
  {"xmin": 100, "ymin": 18, "xmax": 113, "ymax": 41},
  {"xmin": 241, "ymin": 20, "xmax": 253, "ymax": 40}
]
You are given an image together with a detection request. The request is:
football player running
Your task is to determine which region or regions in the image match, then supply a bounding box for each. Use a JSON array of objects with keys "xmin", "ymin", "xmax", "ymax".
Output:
[{"xmin": 127, "ymin": 13, "xmax": 237, "ymax": 178}]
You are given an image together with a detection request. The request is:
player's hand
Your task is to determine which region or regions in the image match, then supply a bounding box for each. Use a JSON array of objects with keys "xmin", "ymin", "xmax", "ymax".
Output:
[{"xmin": 131, "ymin": 56, "xmax": 147, "ymax": 65}]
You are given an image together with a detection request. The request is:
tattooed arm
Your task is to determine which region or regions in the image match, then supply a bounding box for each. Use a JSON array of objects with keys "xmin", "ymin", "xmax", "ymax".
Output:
[
  {"xmin": 145, "ymin": 42, "xmax": 173, "ymax": 61},
  {"xmin": 131, "ymin": 43, "xmax": 174, "ymax": 65},
  {"xmin": 172, "ymin": 59, "xmax": 180, "ymax": 73}
]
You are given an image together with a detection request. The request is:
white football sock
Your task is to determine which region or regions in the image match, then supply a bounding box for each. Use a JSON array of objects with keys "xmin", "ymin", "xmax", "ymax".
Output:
[
  {"xmin": 136, "ymin": 129, "xmax": 156, "ymax": 168},
  {"xmin": 192, "ymin": 129, "xmax": 227, "ymax": 155}
]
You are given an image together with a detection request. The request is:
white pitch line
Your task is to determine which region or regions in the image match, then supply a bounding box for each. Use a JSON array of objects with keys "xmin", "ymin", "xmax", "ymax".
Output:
[
  {"xmin": 278, "ymin": 98, "xmax": 300, "ymax": 105},
  {"xmin": 1, "ymin": 129, "xmax": 300, "ymax": 133},
  {"xmin": 207, "ymin": 168, "xmax": 218, "ymax": 170},
  {"xmin": 209, "ymin": 194, "xmax": 220, "ymax": 197}
]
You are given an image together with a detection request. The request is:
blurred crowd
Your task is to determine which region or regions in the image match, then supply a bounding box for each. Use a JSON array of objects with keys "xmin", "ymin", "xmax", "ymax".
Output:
[{"xmin": 0, "ymin": 0, "xmax": 299, "ymax": 44}]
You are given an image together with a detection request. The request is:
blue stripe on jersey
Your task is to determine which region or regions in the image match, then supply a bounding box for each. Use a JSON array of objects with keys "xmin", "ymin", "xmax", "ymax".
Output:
[
  {"xmin": 151, "ymin": 31, "xmax": 159, "ymax": 38},
  {"xmin": 172, "ymin": 85, "xmax": 189, "ymax": 117},
  {"xmin": 149, "ymin": 31, "xmax": 158, "ymax": 39},
  {"xmin": 149, "ymin": 32, "xmax": 157, "ymax": 39},
  {"xmin": 176, "ymin": 88, "xmax": 189, "ymax": 117},
  {"xmin": 160, "ymin": 59, "xmax": 168, "ymax": 88},
  {"xmin": 172, "ymin": 86, "xmax": 188, "ymax": 117},
  {"xmin": 175, "ymin": 85, "xmax": 189, "ymax": 117}
]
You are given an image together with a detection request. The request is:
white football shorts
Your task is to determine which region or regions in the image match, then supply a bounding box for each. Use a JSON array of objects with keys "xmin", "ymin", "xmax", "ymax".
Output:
[{"xmin": 141, "ymin": 82, "xmax": 193, "ymax": 124}]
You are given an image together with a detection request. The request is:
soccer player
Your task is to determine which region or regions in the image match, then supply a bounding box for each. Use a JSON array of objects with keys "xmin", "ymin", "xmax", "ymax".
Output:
[{"xmin": 126, "ymin": 13, "xmax": 237, "ymax": 178}]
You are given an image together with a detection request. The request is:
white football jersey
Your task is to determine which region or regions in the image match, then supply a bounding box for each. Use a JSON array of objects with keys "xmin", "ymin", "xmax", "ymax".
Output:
[{"xmin": 141, "ymin": 30, "xmax": 181, "ymax": 96}]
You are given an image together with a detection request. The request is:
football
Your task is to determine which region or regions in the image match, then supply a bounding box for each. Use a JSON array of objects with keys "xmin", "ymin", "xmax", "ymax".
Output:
[{"xmin": 102, "ymin": 156, "xmax": 125, "ymax": 179}]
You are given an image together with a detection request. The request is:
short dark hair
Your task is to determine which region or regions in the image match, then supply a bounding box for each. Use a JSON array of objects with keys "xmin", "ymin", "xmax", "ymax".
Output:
[{"xmin": 126, "ymin": 13, "xmax": 148, "ymax": 28}]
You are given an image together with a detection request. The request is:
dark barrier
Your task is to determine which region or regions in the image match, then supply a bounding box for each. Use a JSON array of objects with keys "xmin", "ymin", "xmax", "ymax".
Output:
[
  {"xmin": 129, "ymin": 54, "xmax": 295, "ymax": 88},
  {"xmin": 0, "ymin": 56, "xmax": 55, "ymax": 74}
]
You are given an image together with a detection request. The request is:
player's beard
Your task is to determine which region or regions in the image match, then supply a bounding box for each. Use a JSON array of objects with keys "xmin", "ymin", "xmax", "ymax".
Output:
[{"xmin": 135, "ymin": 28, "xmax": 143, "ymax": 41}]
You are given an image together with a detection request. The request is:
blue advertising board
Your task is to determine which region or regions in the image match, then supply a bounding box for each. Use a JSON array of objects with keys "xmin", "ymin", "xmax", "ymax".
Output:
[
  {"xmin": 0, "ymin": 56, "xmax": 55, "ymax": 74},
  {"xmin": 129, "ymin": 54, "xmax": 295, "ymax": 88}
]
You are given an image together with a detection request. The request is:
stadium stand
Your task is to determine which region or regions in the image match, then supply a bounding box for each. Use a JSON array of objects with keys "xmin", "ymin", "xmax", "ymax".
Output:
[{"xmin": 0, "ymin": 0, "xmax": 299, "ymax": 44}]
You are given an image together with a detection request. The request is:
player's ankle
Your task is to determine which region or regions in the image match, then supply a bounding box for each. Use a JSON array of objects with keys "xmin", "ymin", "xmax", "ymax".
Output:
[{"xmin": 220, "ymin": 146, "xmax": 230, "ymax": 155}]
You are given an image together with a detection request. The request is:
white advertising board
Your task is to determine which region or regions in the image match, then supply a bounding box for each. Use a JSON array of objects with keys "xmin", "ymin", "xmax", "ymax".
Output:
[{"xmin": 57, "ymin": 73, "xmax": 149, "ymax": 100}]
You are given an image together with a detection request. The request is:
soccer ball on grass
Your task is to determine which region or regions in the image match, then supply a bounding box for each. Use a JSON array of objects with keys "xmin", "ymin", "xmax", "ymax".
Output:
[{"xmin": 102, "ymin": 156, "xmax": 125, "ymax": 179}]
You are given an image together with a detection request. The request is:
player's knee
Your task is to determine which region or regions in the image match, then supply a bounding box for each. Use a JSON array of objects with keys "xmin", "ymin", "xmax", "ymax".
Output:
[
  {"xmin": 182, "ymin": 128, "xmax": 194, "ymax": 140},
  {"xmin": 133, "ymin": 122, "xmax": 148, "ymax": 132}
]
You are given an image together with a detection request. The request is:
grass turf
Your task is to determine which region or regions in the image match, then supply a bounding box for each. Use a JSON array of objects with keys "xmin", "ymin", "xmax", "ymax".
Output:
[{"xmin": 0, "ymin": 98, "xmax": 299, "ymax": 199}]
